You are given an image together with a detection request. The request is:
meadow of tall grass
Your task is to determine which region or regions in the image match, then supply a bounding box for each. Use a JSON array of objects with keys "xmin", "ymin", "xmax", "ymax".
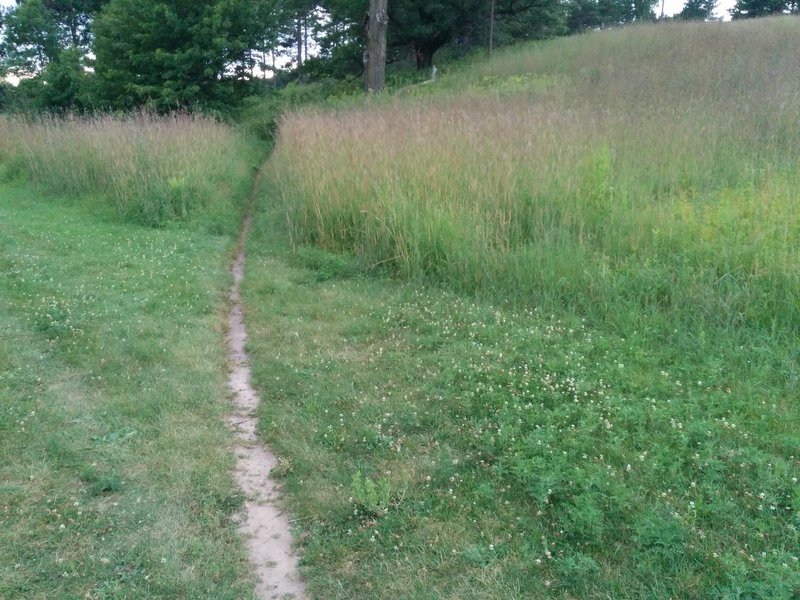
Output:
[
  {"xmin": 0, "ymin": 109, "xmax": 267, "ymax": 596},
  {"xmin": 0, "ymin": 113, "xmax": 259, "ymax": 229},
  {"xmin": 269, "ymin": 18, "xmax": 800, "ymax": 331},
  {"xmin": 243, "ymin": 18, "xmax": 800, "ymax": 599}
]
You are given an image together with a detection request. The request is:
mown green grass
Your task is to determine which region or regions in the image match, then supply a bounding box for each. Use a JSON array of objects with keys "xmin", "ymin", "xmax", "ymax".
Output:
[
  {"xmin": 246, "ymin": 16, "xmax": 800, "ymax": 599},
  {"xmin": 244, "ymin": 185, "xmax": 799, "ymax": 599},
  {"xmin": 0, "ymin": 183, "xmax": 258, "ymax": 599}
]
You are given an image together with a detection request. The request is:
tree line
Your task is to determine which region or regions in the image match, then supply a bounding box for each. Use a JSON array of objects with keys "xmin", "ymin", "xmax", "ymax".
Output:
[{"xmin": 1, "ymin": 0, "xmax": 797, "ymax": 113}]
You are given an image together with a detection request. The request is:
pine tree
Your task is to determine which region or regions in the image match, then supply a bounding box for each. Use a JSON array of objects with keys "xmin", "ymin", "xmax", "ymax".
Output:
[
  {"xmin": 92, "ymin": 0, "xmax": 276, "ymax": 111},
  {"xmin": 679, "ymin": 0, "xmax": 716, "ymax": 19},
  {"xmin": 730, "ymin": 0, "xmax": 796, "ymax": 17}
]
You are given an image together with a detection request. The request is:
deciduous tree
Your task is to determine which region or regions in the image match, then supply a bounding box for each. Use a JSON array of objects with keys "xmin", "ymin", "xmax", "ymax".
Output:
[
  {"xmin": 42, "ymin": 0, "xmax": 109, "ymax": 47},
  {"xmin": 0, "ymin": 0, "xmax": 107, "ymax": 76},
  {"xmin": 0, "ymin": 0, "xmax": 62, "ymax": 75}
]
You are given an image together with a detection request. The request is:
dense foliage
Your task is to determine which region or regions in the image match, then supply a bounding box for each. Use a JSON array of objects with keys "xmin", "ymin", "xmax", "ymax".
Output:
[
  {"xmin": 0, "ymin": 0, "xmax": 758, "ymax": 114},
  {"xmin": 679, "ymin": 0, "xmax": 717, "ymax": 20},
  {"xmin": 731, "ymin": 0, "xmax": 799, "ymax": 18},
  {"xmin": 92, "ymin": 0, "xmax": 271, "ymax": 111}
]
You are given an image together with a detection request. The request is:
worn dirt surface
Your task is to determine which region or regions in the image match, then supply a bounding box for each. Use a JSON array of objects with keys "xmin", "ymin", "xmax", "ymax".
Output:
[{"xmin": 226, "ymin": 189, "xmax": 306, "ymax": 599}]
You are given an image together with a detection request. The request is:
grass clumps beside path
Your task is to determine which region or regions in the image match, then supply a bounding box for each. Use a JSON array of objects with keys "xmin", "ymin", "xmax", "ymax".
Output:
[
  {"xmin": 0, "ymin": 113, "xmax": 259, "ymax": 230},
  {"xmin": 0, "ymin": 183, "xmax": 257, "ymax": 598},
  {"xmin": 243, "ymin": 188, "xmax": 799, "ymax": 599}
]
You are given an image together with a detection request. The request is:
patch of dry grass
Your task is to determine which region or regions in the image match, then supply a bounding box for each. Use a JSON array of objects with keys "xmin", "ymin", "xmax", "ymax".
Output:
[{"xmin": 0, "ymin": 113, "xmax": 257, "ymax": 229}]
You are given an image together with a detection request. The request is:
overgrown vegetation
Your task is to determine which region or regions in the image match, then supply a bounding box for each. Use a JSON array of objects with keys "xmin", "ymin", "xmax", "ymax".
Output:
[
  {"xmin": 0, "ymin": 183, "xmax": 257, "ymax": 598},
  {"xmin": 244, "ymin": 184, "xmax": 799, "ymax": 599},
  {"xmin": 0, "ymin": 113, "xmax": 258, "ymax": 229},
  {"xmin": 242, "ymin": 18, "xmax": 799, "ymax": 598},
  {"xmin": 271, "ymin": 19, "xmax": 800, "ymax": 332}
]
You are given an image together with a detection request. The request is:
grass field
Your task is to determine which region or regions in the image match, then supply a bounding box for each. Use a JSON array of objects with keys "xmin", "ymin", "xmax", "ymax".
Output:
[
  {"xmin": 247, "ymin": 17, "xmax": 800, "ymax": 599},
  {"xmin": 270, "ymin": 18, "xmax": 800, "ymax": 332},
  {"xmin": 2, "ymin": 15, "xmax": 798, "ymax": 600},
  {"xmin": 0, "ymin": 124, "xmax": 261, "ymax": 597},
  {"xmin": 0, "ymin": 113, "xmax": 259, "ymax": 230},
  {"xmin": 244, "ymin": 186, "xmax": 798, "ymax": 598}
]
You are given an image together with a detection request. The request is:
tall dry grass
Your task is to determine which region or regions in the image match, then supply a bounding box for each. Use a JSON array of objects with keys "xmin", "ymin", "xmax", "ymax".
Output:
[
  {"xmin": 0, "ymin": 113, "xmax": 258, "ymax": 229},
  {"xmin": 269, "ymin": 18, "xmax": 800, "ymax": 331}
]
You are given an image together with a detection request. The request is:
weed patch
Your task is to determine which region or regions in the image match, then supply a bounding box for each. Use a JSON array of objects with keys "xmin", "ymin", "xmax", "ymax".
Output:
[{"xmin": 269, "ymin": 19, "xmax": 800, "ymax": 333}]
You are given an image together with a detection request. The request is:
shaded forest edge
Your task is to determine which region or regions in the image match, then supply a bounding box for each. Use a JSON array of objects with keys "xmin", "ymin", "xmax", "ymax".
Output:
[{"xmin": 2, "ymin": 0, "xmax": 799, "ymax": 117}]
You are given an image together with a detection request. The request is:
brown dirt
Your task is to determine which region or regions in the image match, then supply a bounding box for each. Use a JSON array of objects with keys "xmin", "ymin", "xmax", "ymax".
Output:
[{"xmin": 226, "ymin": 190, "xmax": 306, "ymax": 599}]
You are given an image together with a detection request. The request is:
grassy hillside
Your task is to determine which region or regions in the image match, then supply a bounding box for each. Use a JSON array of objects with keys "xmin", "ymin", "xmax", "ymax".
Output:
[
  {"xmin": 270, "ymin": 18, "xmax": 800, "ymax": 332},
  {"xmin": 244, "ymin": 17, "xmax": 800, "ymax": 599}
]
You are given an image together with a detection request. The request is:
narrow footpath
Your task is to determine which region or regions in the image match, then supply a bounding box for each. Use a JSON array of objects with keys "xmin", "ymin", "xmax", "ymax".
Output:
[{"xmin": 225, "ymin": 172, "xmax": 306, "ymax": 600}]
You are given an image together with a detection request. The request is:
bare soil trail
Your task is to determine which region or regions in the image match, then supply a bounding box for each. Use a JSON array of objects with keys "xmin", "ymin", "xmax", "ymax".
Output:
[{"xmin": 226, "ymin": 170, "xmax": 306, "ymax": 599}]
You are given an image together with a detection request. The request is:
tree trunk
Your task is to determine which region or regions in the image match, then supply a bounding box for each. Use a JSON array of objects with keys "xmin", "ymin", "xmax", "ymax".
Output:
[
  {"xmin": 296, "ymin": 16, "xmax": 303, "ymax": 67},
  {"xmin": 413, "ymin": 43, "xmax": 436, "ymax": 70},
  {"xmin": 488, "ymin": 0, "xmax": 496, "ymax": 57},
  {"xmin": 365, "ymin": 0, "xmax": 389, "ymax": 92},
  {"xmin": 304, "ymin": 16, "xmax": 309, "ymax": 62}
]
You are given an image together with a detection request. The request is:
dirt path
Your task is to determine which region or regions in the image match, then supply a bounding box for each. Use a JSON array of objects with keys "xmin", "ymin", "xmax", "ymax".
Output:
[{"xmin": 225, "ymin": 173, "xmax": 306, "ymax": 600}]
